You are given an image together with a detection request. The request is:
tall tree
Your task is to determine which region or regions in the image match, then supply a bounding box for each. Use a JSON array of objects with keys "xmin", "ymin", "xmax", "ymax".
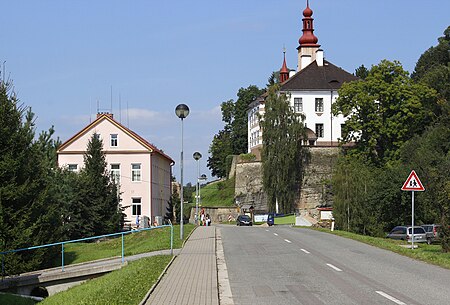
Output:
[
  {"xmin": 354, "ymin": 64, "xmax": 369, "ymax": 79},
  {"xmin": 261, "ymin": 84, "xmax": 309, "ymax": 213},
  {"xmin": 333, "ymin": 60, "xmax": 437, "ymax": 165},
  {"xmin": 77, "ymin": 134, "xmax": 121, "ymax": 237},
  {"xmin": 208, "ymin": 85, "xmax": 264, "ymax": 178}
]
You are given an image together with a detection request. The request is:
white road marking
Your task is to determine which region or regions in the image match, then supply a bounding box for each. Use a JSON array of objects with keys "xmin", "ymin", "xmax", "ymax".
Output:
[
  {"xmin": 284, "ymin": 239, "xmax": 292, "ymax": 243},
  {"xmin": 265, "ymin": 229, "xmax": 269, "ymax": 232},
  {"xmin": 326, "ymin": 263, "xmax": 342, "ymax": 272},
  {"xmin": 274, "ymin": 233, "xmax": 278, "ymax": 236},
  {"xmin": 376, "ymin": 291, "xmax": 406, "ymax": 305},
  {"xmin": 300, "ymin": 248, "xmax": 310, "ymax": 254}
]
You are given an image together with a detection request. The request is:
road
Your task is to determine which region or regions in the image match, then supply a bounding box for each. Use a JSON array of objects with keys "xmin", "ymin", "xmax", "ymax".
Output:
[{"xmin": 219, "ymin": 225, "xmax": 450, "ymax": 305}]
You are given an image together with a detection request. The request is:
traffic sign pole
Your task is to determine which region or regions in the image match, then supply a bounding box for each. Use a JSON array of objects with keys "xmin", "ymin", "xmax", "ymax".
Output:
[{"xmin": 412, "ymin": 191, "xmax": 414, "ymax": 250}]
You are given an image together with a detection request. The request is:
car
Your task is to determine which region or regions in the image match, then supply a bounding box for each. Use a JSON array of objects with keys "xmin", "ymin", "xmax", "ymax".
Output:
[
  {"xmin": 236, "ymin": 215, "xmax": 252, "ymax": 226},
  {"xmin": 421, "ymin": 224, "xmax": 441, "ymax": 244},
  {"xmin": 267, "ymin": 213, "xmax": 274, "ymax": 226},
  {"xmin": 386, "ymin": 226, "xmax": 427, "ymax": 243}
]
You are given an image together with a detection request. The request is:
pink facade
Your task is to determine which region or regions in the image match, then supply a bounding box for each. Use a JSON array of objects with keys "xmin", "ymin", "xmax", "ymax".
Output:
[{"xmin": 57, "ymin": 113, "xmax": 173, "ymax": 226}]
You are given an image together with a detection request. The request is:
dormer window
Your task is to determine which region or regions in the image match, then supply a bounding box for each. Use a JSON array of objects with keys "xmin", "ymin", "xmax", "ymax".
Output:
[{"xmin": 110, "ymin": 134, "xmax": 118, "ymax": 147}]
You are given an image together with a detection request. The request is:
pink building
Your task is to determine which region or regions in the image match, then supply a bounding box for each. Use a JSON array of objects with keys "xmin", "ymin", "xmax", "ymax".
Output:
[{"xmin": 57, "ymin": 113, "xmax": 174, "ymax": 226}]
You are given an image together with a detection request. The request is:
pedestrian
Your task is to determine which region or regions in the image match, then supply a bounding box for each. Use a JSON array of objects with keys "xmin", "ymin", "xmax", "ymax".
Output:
[
  {"xmin": 200, "ymin": 209, "xmax": 205, "ymax": 226},
  {"xmin": 206, "ymin": 214, "xmax": 211, "ymax": 226}
]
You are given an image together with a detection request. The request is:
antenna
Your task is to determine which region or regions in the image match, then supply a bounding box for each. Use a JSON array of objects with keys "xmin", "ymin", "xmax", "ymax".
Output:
[
  {"xmin": 119, "ymin": 93, "xmax": 122, "ymax": 123},
  {"xmin": 127, "ymin": 100, "xmax": 129, "ymax": 128},
  {"xmin": 110, "ymin": 85, "xmax": 113, "ymax": 114}
]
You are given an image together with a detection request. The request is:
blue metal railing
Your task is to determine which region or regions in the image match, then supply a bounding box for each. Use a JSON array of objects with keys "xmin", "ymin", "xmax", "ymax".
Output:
[{"xmin": 1, "ymin": 222, "xmax": 173, "ymax": 276}]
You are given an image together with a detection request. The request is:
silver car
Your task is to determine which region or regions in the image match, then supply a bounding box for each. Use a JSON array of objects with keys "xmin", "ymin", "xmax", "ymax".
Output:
[{"xmin": 387, "ymin": 226, "xmax": 427, "ymax": 243}]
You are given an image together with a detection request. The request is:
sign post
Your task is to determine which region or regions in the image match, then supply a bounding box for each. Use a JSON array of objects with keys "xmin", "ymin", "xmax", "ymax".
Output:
[{"xmin": 401, "ymin": 170, "xmax": 425, "ymax": 250}]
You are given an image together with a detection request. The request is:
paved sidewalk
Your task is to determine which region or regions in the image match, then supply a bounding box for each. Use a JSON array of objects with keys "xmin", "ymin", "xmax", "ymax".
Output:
[{"xmin": 145, "ymin": 226, "xmax": 219, "ymax": 305}]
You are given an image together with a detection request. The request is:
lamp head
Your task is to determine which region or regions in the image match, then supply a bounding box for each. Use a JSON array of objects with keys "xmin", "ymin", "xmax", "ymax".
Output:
[
  {"xmin": 175, "ymin": 104, "xmax": 190, "ymax": 119},
  {"xmin": 193, "ymin": 151, "xmax": 202, "ymax": 160}
]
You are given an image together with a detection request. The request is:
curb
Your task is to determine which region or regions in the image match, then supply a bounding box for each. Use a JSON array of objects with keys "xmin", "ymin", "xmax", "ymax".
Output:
[
  {"xmin": 138, "ymin": 255, "xmax": 177, "ymax": 305},
  {"xmin": 138, "ymin": 225, "xmax": 198, "ymax": 305},
  {"xmin": 216, "ymin": 227, "xmax": 234, "ymax": 305}
]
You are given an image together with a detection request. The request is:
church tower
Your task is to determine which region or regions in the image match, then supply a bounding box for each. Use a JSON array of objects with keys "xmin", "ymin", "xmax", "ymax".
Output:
[
  {"xmin": 279, "ymin": 48, "xmax": 289, "ymax": 83},
  {"xmin": 297, "ymin": 0, "xmax": 321, "ymax": 71}
]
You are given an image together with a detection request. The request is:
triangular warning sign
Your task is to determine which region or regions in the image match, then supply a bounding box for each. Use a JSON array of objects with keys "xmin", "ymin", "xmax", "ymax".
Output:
[{"xmin": 401, "ymin": 170, "xmax": 425, "ymax": 191}]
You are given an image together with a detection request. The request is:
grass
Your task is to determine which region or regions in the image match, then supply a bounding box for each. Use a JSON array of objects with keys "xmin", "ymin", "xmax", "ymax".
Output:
[
  {"xmin": 196, "ymin": 177, "xmax": 235, "ymax": 207},
  {"xmin": 59, "ymin": 224, "xmax": 194, "ymax": 265},
  {"xmin": 0, "ymin": 293, "xmax": 37, "ymax": 305},
  {"xmin": 309, "ymin": 228, "xmax": 450, "ymax": 269},
  {"xmin": 40, "ymin": 255, "xmax": 172, "ymax": 305},
  {"xmin": 274, "ymin": 214, "xmax": 295, "ymax": 225}
]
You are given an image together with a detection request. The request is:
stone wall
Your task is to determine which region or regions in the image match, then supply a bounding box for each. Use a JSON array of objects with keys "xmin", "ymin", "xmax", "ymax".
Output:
[
  {"xmin": 299, "ymin": 147, "xmax": 338, "ymax": 211},
  {"xmin": 234, "ymin": 161, "xmax": 267, "ymax": 212},
  {"xmin": 230, "ymin": 147, "xmax": 338, "ymax": 216},
  {"xmin": 189, "ymin": 207, "xmax": 240, "ymax": 223}
]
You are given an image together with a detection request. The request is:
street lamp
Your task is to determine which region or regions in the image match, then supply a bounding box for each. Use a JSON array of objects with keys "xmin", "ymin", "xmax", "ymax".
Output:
[
  {"xmin": 193, "ymin": 152, "xmax": 202, "ymax": 225},
  {"xmin": 175, "ymin": 104, "xmax": 189, "ymax": 240}
]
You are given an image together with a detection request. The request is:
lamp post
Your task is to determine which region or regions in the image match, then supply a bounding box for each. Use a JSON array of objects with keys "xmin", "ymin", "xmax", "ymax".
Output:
[
  {"xmin": 175, "ymin": 104, "xmax": 189, "ymax": 240},
  {"xmin": 198, "ymin": 174, "xmax": 207, "ymax": 216},
  {"xmin": 193, "ymin": 152, "xmax": 202, "ymax": 225}
]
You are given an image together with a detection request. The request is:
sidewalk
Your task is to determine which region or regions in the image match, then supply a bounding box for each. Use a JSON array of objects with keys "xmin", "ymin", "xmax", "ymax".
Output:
[{"xmin": 144, "ymin": 226, "xmax": 219, "ymax": 305}]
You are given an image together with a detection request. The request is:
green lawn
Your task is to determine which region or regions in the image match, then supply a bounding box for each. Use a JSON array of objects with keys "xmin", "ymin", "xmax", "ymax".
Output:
[
  {"xmin": 309, "ymin": 228, "xmax": 450, "ymax": 269},
  {"xmin": 0, "ymin": 293, "xmax": 37, "ymax": 305},
  {"xmin": 274, "ymin": 214, "xmax": 295, "ymax": 225},
  {"xmin": 196, "ymin": 177, "xmax": 235, "ymax": 207},
  {"xmin": 40, "ymin": 255, "xmax": 171, "ymax": 305},
  {"xmin": 60, "ymin": 224, "xmax": 194, "ymax": 265}
]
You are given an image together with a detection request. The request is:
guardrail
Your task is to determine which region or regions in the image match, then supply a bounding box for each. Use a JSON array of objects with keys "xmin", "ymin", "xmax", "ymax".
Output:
[{"xmin": 1, "ymin": 222, "xmax": 173, "ymax": 276}]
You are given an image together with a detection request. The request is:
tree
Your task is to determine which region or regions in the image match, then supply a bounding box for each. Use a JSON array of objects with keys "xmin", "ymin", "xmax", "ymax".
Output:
[
  {"xmin": 208, "ymin": 85, "xmax": 264, "ymax": 178},
  {"xmin": 261, "ymin": 84, "xmax": 309, "ymax": 213},
  {"xmin": 0, "ymin": 78, "xmax": 62, "ymax": 273},
  {"xmin": 76, "ymin": 134, "xmax": 122, "ymax": 237},
  {"xmin": 333, "ymin": 60, "xmax": 437, "ymax": 165},
  {"xmin": 354, "ymin": 64, "xmax": 369, "ymax": 79}
]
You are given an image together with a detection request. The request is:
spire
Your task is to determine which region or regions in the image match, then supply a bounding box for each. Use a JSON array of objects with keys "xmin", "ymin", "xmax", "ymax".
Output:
[
  {"xmin": 298, "ymin": 0, "xmax": 319, "ymax": 47},
  {"xmin": 280, "ymin": 47, "xmax": 289, "ymax": 83}
]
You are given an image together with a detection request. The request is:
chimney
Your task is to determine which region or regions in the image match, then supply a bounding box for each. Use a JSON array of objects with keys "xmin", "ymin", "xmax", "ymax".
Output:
[
  {"xmin": 301, "ymin": 55, "xmax": 312, "ymax": 70},
  {"xmin": 316, "ymin": 49, "xmax": 323, "ymax": 66},
  {"xmin": 97, "ymin": 112, "xmax": 114, "ymax": 119}
]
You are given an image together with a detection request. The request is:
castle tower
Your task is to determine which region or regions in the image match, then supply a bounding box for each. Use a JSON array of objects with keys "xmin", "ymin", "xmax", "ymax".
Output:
[
  {"xmin": 279, "ymin": 48, "xmax": 289, "ymax": 83},
  {"xmin": 297, "ymin": 0, "xmax": 321, "ymax": 71}
]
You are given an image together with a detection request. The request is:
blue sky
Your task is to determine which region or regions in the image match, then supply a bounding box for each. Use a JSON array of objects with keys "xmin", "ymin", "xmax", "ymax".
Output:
[{"xmin": 1, "ymin": 0, "xmax": 449, "ymax": 184}]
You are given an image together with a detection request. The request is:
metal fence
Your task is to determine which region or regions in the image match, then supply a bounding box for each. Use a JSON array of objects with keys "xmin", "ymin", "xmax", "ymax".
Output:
[{"xmin": 1, "ymin": 223, "xmax": 173, "ymax": 276}]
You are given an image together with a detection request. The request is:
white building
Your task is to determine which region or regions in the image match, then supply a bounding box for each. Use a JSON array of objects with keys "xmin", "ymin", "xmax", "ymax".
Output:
[
  {"xmin": 248, "ymin": 1, "xmax": 358, "ymax": 157},
  {"xmin": 57, "ymin": 113, "xmax": 174, "ymax": 226}
]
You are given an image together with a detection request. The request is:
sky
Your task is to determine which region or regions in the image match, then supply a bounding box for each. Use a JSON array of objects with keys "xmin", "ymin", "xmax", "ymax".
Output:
[{"xmin": 1, "ymin": 0, "xmax": 449, "ymax": 185}]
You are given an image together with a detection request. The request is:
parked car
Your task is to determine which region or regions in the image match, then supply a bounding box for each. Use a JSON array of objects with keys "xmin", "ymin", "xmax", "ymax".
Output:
[
  {"xmin": 421, "ymin": 224, "xmax": 441, "ymax": 244},
  {"xmin": 267, "ymin": 213, "xmax": 274, "ymax": 226},
  {"xmin": 386, "ymin": 226, "xmax": 427, "ymax": 243},
  {"xmin": 236, "ymin": 215, "xmax": 252, "ymax": 226}
]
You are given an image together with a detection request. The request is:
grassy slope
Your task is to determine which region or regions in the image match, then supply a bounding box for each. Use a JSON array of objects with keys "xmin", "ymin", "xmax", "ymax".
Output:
[
  {"xmin": 274, "ymin": 214, "xmax": 295, "ymax": 225},
  {"xmin": 309, "ymin": 228, "xmax": 450, "ymax": 269},
  {"xmin": 196, "ymin": 177, "xmax": 235, "ymax": 207},
  {"xmin": 62, "ymin": 224, "xmax": 194, "ymax": 265},
  {"xmin": 40, "ymin": 255, "xmax": 171, "ymax": 305},
  {"xmin": 0, "ymin": 293, "xmax": 37, "ymax": 305}
]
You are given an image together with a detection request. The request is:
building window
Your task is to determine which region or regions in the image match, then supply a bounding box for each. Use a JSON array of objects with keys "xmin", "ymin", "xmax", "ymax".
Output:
[
  {"xmin": 315, "ymin": 98, "xmax": 324, "ymax": 112},
  {"xmin": 340, "ymin": 124, "xmax": 346, "ymax": 139},
  {"xmin": 132, "ymin": 198, "xmax": 142, "ymax": 216},
  {"xmin": 294, "ymin": 98, "xmax": 303, "ymax": 112},
  {"xmin": 315, "ymin": 123, "xmax": 324, "ymax": 138},
  {"xmin": 68, "ymin": 164, "xmax": 78, "ymax": 172},
  {"xmin": 110, "ymin": 164, "xmax": 120, "ymax": 184},
  {"xmin": 132, "ymin": 163, "xmax": 141, "ymax": 182},
  {"xmin": 110, "ymin": 134, "xmax": 118, "ymax": 147}
]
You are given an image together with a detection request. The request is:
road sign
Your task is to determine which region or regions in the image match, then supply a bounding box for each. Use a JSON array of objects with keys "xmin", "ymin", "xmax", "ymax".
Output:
[{"xmin": 401, "ymin": 170, "xmax": 425, "ymax": 191}]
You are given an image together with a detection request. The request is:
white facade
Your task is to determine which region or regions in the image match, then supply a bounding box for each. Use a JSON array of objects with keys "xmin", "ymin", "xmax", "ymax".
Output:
[{"xmin": 57, "ymin": 113, "xmax": 173, "ymax": 225}]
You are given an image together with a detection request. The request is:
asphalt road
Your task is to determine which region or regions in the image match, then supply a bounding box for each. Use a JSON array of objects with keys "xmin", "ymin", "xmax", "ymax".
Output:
[{"xmin": 219, "ymin": 225, "xmax": 450, "ymax": 305}]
